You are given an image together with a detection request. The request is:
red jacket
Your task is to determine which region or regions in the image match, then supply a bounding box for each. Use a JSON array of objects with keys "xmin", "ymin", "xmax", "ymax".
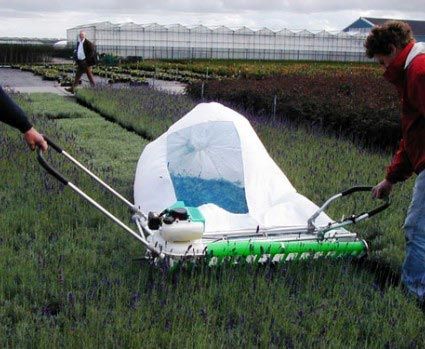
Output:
[{"xmin": 384, "ymin": 41, "xmax": 425, "ymax": 183}]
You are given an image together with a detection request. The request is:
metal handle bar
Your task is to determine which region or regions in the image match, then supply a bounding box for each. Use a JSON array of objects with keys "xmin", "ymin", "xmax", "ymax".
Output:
[
  {"xmin": 37, "ymin": 143, "xmax": 69, "ymax": 185},
  {"xmin": 36, "ymin": 138, "xmax": 161, "ymax": 256},
  {"xmin": 341, "ymin": 186, "xmax": 390, "ymax": 219},
  {"xmin": 41, "ymin": 136, "xmax": 143, "ymax": 216},
  {"xmin": 308, "ymin": 186, "xmax": 390, "ymax": 233}
]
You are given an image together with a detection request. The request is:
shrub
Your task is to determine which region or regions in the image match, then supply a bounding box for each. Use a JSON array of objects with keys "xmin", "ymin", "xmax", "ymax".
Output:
[
  {"xmin": 186, "ymin": 73, "xmax": 401, "ymax": 150},
  {"xmin": 0, "ymin": 44, "xmax": 53, "ymax": 64}
]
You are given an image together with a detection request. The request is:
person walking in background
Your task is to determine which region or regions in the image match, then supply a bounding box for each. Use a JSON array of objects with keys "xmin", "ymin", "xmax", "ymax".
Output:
[
  {"xmin": 0, "ymin": 85, "xmax": 47, "ymax": 151},
  {"xmin": 365, "ymin": 21, "xmax": 425, "ymax": 300},
  {"xmin": 66, "ymin": 31, "xmax": 96, "ymax": 94}
]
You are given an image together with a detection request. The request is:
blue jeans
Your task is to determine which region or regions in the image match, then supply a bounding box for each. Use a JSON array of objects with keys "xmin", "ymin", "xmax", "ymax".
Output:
[{"xmin": 402, "ymin": 170, "xmax": 425, "ymax": 299}]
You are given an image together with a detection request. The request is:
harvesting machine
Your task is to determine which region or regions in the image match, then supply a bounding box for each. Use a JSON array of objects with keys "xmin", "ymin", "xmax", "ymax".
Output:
[{"xmin": 37, "ymin": 103, "xmax": 389, "ymax": 264}]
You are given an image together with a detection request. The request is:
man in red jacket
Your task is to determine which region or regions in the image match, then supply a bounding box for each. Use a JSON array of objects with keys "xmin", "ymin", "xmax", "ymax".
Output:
[{"xmin": 365, "ymin": 21, "xmax": 425, "ymax": 299}]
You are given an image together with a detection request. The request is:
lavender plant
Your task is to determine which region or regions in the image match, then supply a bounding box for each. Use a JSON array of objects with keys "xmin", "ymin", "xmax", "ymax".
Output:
[
  {"xmin": 0, "ymin": 91, "xmax": 422, "ymax": 347},
  {"xmin": 76, "ymin": 86, "xmax": 195, "ymax": 139}
]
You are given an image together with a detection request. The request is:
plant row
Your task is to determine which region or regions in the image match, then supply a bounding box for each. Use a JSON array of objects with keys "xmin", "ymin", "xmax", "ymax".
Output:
[
  {"xmin": 120, "ymin": 59, "xmax": 383, "ymax": 79},
  {"xmin": 14, "ymin": 64, "xmax": 149, "ymax": 86},
  {"xmin": 75, "ymin": 86, "xmax": 194, "ymax": 140},
  {"xmin": 2, "ymin": 91, "xmax": 423, "ymax": 346},
  {"xmin": 186, "ymin": 73, "xmax": 400, "ymax": 150},
  {"xmin": 16, "ymin": 64, "xmax": 74, "ymax": 86},
  {"xmin": 13, "ymin": 60, "xmax": 384, "ymax": 88},
  {"xmin": 96, "ymin": 65, "xmax": 205, "ymax": 83}
]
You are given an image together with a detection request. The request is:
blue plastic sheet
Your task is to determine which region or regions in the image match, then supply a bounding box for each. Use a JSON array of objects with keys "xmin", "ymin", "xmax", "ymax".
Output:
[{"xmin": 171, "ymin": 175, "xmax": 248, "ymax": 214}]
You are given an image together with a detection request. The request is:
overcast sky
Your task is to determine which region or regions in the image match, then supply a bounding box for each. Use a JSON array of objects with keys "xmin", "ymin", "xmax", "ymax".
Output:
[{"xmin": 1, "ymin": 0, "xmax": 424, "ymax": 38}]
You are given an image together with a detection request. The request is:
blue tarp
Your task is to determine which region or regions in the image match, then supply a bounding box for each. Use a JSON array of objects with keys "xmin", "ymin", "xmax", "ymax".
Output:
[{"xmin": 171, "ymin": 174, "xmax": 248, "ymax": 214}]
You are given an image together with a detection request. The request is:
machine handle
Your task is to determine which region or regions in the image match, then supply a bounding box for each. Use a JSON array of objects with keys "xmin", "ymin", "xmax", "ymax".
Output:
[
  {"xmin": 308, "ymin": 185, "xmax": 390, "ymax": 233},
  {"xmin": 340, "ymin": 186, "xmax": 390, "ymax": 221},
  {"xmin": 36, "ymin": 136, "xmax": 160, "ymax": 256},
  {"xmin": 341, "ymin": 186, "xmax": 374, "ymax": 196},
  {"xmin": 367, "ymin": 201, "xmax": 390, "ymax": 218},
  {"xmin": 37, "ymin": 148, "xmax": 68, "ymax": 185},
  {"xmin": 43, "ymin": 135, "xmax": 63, "ymax": 154},
  {"xmin": 36, "ymin": 136, "xmax": 143, "ymax": 216}
]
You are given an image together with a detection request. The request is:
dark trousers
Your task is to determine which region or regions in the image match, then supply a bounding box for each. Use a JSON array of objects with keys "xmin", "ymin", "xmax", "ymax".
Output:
[{"xmin": 73, "ymin": 59, "xmax": 95, "ymax": 89}]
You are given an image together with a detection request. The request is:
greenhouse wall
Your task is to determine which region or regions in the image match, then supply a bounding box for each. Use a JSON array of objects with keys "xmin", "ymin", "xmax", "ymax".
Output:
[{"xmin": 67, "ymin": 22, "xmax": 370, "ymax": 62}]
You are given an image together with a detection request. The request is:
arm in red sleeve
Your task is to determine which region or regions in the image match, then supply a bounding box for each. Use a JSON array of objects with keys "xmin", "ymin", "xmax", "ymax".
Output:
[
  {"xmin": 385, "ymin": 139, "xmax": 414, "ymax": 183},
  {"xmin": 408, "ymin": 61, "xmax": 425, "ymax": 117}
]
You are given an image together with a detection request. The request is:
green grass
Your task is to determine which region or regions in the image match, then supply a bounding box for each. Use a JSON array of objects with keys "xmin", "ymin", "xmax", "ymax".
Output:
[
  {"xmin": 15, "ymin": 93, "xmax": 99, "ymax": 119},
  {"xmin": 1, "ymin": 91, "xmax": 423, "ymax": 347},
  {"xmin": 76, "ymin": 86, "xmax": 194, "ymax": 140},
  {"xmin": 55, "ymin": 118, "xmax": 147, "ymax": 196}
]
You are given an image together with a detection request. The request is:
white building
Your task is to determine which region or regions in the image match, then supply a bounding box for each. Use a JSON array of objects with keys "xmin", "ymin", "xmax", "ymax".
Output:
[
  {"xmin": 344, "ymin": 17, "xmax": 425, "ymax": 43},
  {"xmin": 67, "ymin": 22, "xmax": 369, "ymax": 62}
]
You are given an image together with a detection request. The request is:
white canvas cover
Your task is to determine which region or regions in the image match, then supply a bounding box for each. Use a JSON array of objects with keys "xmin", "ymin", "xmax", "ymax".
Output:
[{"xmin": 134, "ymin": 102, "xmax": 332, "ymax": 233}]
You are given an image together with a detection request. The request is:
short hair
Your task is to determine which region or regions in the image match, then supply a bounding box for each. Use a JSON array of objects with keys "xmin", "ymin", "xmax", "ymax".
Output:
[{"xmin": 364, "ymin": 20, "xmax": 414, "ymax": 58}]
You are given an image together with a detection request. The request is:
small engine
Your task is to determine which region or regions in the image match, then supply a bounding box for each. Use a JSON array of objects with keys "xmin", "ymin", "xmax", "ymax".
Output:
[{"xmin": 147, "ymin": 202, "xmax": 205, "ymax": 242}]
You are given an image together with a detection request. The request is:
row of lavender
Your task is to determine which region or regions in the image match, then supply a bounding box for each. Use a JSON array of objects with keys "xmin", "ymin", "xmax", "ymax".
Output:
[{"xmin": 1, "ymin": 91, "xmax": 423, "ymax": 346}]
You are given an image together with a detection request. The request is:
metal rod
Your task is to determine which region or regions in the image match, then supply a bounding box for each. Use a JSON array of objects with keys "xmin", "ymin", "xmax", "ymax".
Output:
[
  {"xmin": 200, "ymin": 219, "xmax": 360, "ymax": 240},
  {"xmin": 202, "ymin": 225, "xmax": 310, "ymax": 237},
  {"xmin": 63, "ymin": 151, "xmax": 146, "ymax": 218},
  {"xmin": 201, "ymin": 222, "xmax": 349, "ymax": 238},
  {"xmin": 307, "ymin": 193, "xmax": 342, "ymax": 231},
  {"xmin": 134, "ymin": 217, "xmax": 150, "ymax": 239},
  {"xmin": 202, "ymin": 232, "xmax": 358, "ymax": 242},
  {"xmin": 68, "ymin": 183, "xmax": 162, "ymax": 256}
]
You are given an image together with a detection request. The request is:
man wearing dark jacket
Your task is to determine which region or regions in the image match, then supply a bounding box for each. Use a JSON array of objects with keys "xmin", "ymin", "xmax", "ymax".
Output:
[
  {"xmin": 66, "ymin": 31, "xmax": 96, "ymax": 94},
  {"xmin": 0, "ymin": 86, "xmax": 47, "ymax": 151},
  {"xmin": 365, "ymin": 21, "xmax": 425, "ymax": 299}
]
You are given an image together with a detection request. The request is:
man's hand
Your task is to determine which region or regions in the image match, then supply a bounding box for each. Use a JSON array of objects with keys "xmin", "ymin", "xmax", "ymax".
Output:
[
  {"xmin": 24, "ymin": 127, "xmax": 48, "ymax": 152},
  {"xmin": 372, "ymin": 179, "xmax": 393, "ymax": 199}
]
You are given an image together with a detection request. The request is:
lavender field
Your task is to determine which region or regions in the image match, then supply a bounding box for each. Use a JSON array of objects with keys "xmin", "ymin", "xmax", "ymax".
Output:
[{"xmin": 0, "ymin": 86, "xmax": 424, "ymax": 346}]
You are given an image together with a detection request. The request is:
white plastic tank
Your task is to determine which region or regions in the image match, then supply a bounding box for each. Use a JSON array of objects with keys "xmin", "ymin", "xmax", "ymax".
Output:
[{"xmin": 160, "ymin": 220, "xmax": 204, "ymax": 242}]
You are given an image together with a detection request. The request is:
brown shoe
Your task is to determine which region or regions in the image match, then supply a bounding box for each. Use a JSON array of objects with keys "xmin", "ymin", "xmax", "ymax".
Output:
[{"xmin": 65, "ymin": 87, "xmax": 74, "ymax": 94}]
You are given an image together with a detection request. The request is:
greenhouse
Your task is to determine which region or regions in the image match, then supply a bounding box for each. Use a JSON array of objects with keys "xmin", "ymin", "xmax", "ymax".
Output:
[{"xmin": 67, "ymin": 22, "xmax": 369, "ymax": 62}]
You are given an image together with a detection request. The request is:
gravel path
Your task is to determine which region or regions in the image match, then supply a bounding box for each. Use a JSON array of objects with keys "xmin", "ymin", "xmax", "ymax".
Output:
[{"xmin": 0, "ymin": 67, "xmax": 186, "ymax": 95}]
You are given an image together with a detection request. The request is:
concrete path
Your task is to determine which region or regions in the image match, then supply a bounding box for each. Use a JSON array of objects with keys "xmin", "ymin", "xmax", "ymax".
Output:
[
  {"xmin": 0, "ymin": 67, "xmax": 186, "ymax": 95},
  {"xmin": 0, "ymin": 67, "xmax": 69, "ymax": 95}
]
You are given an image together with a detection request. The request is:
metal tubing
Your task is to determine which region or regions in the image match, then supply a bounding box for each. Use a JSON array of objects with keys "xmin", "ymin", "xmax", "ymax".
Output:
[
  {"xmin": 63, "ymin": 151, "xmax": 145, "ymax": 218},
  {"xmin": 134, "ymin": 219, "xmax": 146, "ymax": 238},
  {"xmin": 307, "ymin": 186, "xmax": 390, "ymax": 233},
  {"xmin": 203, "ymin": 225, "xmax": 311, "ymax": 237},
  {"xmin": 307, "ymin": 193, "xmax": 342, "ymax": 232},
  {"xmin": 134, "ymin": 216, "xmax": 152, "ymax": 239},
  {"xmin": 201, "ymin": 222, "xmax": 354, "ymax": 240},
  {"xmin": 202, "ymin": 231, "xmax": 358, "ymax": 242},
  {"xmin": 68, "ymin": 183, "xmax": 162, "ymax": 257}
]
